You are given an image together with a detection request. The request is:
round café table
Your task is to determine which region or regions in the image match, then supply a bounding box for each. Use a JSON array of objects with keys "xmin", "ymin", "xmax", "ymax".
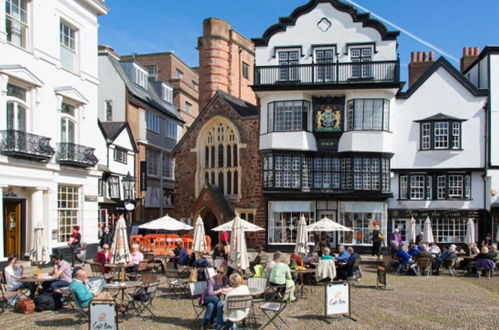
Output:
[
  {"xmin": 104, "ymin": 281, "xmax": 143, "ymax": 317},
  {"xmin": 104, "ymin": 263, "xmax": 131, "ymax": 280},
  {"xmin": 19, "ymin": 275, "xmax": 58, "ymax": 295}
]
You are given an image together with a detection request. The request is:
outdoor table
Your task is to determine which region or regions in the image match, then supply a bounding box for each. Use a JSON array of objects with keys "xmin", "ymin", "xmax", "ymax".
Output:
[
  {"xmin": 291, "ymin": 269, "xmax": 315, "ymax": 298},
  {"xmin": 105, "ymin": 263, "xmax": 131, "ymax": 280},
  {"xmin": 104, "ymin": 281, "xmax": 143, "ymax": 317},
  {"xmin": 19, "ymin": 275, "xmax": 58, "ymax": 294}
]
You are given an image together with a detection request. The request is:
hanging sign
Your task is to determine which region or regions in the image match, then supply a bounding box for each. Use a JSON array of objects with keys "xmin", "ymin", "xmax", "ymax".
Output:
[
  {"xmin": 89, "ymin": 300, "xmax": 117, "ymax": 330},
  {"xmin": 140, "ymin": 161, "xmax": 147, "ymax": 191}
]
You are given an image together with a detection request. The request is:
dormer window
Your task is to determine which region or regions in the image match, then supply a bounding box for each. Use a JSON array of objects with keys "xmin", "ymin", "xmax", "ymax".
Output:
[
  {"xmin": 162, "ymin": 84, "xmax": 173, "ymax": 104},
  {"xmin": 416, "ymin": 114, "xmax": 465, "ymax": 151},
  {"xmin": 133, "ymin": 64, "xmax": 148, "ymax": 89}
]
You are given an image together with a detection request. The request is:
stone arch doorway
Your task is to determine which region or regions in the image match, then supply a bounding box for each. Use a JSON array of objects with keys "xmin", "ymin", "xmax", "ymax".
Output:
[{"xmin": 200, "ymin": 208, "xmax": 220, "ymax": 247}]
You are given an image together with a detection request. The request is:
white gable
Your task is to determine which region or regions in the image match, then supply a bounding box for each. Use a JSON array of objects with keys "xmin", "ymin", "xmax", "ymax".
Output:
[{"xmin": 112, "ymin": 126, "xmax": 135, "ymax": 151}]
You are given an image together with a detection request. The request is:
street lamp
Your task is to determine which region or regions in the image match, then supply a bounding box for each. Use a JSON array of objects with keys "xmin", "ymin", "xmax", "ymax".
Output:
[{"xmin": 122, "ymin": 171, "xmax": 135, "ymax": 226}]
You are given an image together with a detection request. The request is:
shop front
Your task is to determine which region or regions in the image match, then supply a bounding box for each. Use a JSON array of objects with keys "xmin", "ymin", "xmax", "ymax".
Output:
[
  {"xmin": 266, "ymin": 200, "xmax": 388, "ymax": 252},
  {"xmin": 388, "ymin": 209, "xmax": 483, "ymax": 246}
]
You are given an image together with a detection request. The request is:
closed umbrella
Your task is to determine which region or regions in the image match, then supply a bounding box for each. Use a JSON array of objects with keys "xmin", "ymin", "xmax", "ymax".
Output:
[
  {"xmin": 192, "ymin": 216, "xmax": 207, "ymax": 253},
  {"xmin": 294, "ymin": 216, "xmax": 309, "ymax": 255},
  {"xmin": 111, "ymin": 216, "xmax": 131, "ymax": 264},
  {"xmin": 30, "ymin": 223, "xmax": 50, "ymax": 267},
  {"xmin": 406, "ymin": 217, "xmax": 417, "ymax": 244},
  {"xmin": 227, "ymin": 216, "xmax": 249, "ymax": 271},
  {"xmin": 496, "ymin": 224, "xmax": 499, "ymax": 243},
  {"xmin": 307, "ymin": 216, "xmax": 353, "ymax": 232},
  {"xmin": 422, "ymin": 217, "xmax": 434, "ymax": 244},
  {"xmin": 464, "ymin": 218, "xmax": 475, "ymax": 246},
  {"xmin": 212, "ymin": 218, "xmax": 265, "ymax": 232}
]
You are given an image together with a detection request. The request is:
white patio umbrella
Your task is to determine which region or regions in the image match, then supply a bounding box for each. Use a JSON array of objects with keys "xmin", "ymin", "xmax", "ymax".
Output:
[
  {"xmin": 192, "ymin": 216, "xmax": 207, "ymax": 253},
  {"xmin": 29, "ymin": 223, "xmax": 50, "ymax": 266},
  {"xmin": 294, "ymin": 216, "xmax": 309, "ymax": 255},
  {"xmin": 138, "ymin": 214, "xmax": 193, "ymax": 231},
  {"xmin": 464, "ymin": 218, "xmax": 475, "ymax": 246},
  {"xmin": 307, "ymin": 216, "xmax": 353, "ymax": 232},
  {"xmin": 422, "ymin": 217, "xmax": 434, "ymax": 244},
  {"xmin": 111, "ymin": 215, "xmax": 131, "ymax": 264},
  {"xmin": 406, "ymin": 217, "xmax": 417, "ymax": 244},
  {"xmin": 212, "ymin": 217, "xmax": 265, "ymax": 232},
  {"xmin": 227, "ymin": 216, "xmax": 249, "ymax": 271}
]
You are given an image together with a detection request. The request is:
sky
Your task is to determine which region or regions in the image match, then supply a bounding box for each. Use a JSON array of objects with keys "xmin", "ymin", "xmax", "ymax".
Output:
[{"xmin": 99, "ymin": 0, "xmax": 499, "ymax": 84}]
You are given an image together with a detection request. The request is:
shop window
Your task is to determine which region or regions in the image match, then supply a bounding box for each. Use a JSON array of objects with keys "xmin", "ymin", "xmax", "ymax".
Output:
[{"xmin": 57, "ymin": 185, "xmax": 79, "ymax": 242}]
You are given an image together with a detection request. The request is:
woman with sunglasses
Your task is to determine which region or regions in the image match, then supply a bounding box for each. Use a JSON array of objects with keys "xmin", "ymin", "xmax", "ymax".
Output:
[{"xmin": 201, "ymin": 265, "xmax": 230, "ymax": 330}]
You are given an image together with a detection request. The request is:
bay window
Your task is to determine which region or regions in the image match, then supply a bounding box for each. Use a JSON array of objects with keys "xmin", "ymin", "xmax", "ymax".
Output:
[
  {"xmin": 268, "ymin": 201, "xmax": 315, "ymax": 245},
  {"xmin": 267, "ymin": 100, "xmax": 310, "ymax": 132},
  {"xmin": 418, "ymin": 118, "xmax": 463, "ymax": 150},
  {"xmin": 346, "ymin": 99, "xmax": 389, "ymax": 131}
]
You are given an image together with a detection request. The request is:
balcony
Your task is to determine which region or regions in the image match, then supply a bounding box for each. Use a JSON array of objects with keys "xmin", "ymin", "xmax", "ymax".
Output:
[
  {"xmin": 0, "ymin": 130, "xmax": 55, "ymax": 161},
  {"xmin": 56, "ymin": 142, "xmax": 98, "ymax": 168},
  {"xmin": 253, "ymin": 60, "xmax": 400, "ymax": 90}
]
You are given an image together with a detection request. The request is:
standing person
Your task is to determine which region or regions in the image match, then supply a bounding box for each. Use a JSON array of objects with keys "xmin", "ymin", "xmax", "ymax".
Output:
[
  {"xmin": 389, "ymin": 229, "xmax": 402, "ymax": 247},
  {"xmin": 3, "ymin": 255, "xmax": 36, "ymax": 298},
  {"xmin": 43, "ymin": 254, "xmax": 72, "ymax": 292},
  {"xmin": 99, "ymin": 226, "xmax": 113, "ymax": 249},
  {"xmin": 372, "ymin": 225, "xmax": 383, "ymax": 257},
  {"xmin": 200, "ymin": 265, "xmax": 230, "ymax": 330},
  {"xmin": 69, "ymin": 225, "xmax": 83, "ymax": 267}
]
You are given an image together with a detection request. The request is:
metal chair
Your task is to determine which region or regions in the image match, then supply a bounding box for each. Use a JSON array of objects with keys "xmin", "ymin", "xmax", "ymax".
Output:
[
  {"xmin": 416, "ymin": 258, "xmax": 432, "ymax": 277},
  {"xmin": 444, "ymin": 258, "xmax": 457, "ymax": 277},
  {"xmin": 128, "ymin": 281, "xmax": 160, "ymax": 319},
  {"xmin": 476, "ymin": 259, "xmax": 495, "ymax": 278},
  {"xmin": 70, "ymin": 290, "xmax": 89, "ymax": 324},
  {"xmin": 259, "ymin": 284, "xmax": 293, "ymax": 329},
  {"xmin": 141, "ymin": 273, "xmax": 159, "ymax": 285},
  {"xmin": 188, "ymin": 281, "xmax": 208, "ymax": 324},
  {"xmin": 247, "ymin": 277, "xmax": 267, "ymax": 300},
  {"xmin": 1, "ymin": 269, "xmax": 30, "ymax": 298},
  {"xmin": 165, "ymin": 269, "xmax": 188, "ymax": 298},
  {"xmin": 225, "ymin": 294, "xmax": 253, "ymax": 328},
  {"xmin": 89, "ymin": 263, "xmax": 114, "ymax": 282}
]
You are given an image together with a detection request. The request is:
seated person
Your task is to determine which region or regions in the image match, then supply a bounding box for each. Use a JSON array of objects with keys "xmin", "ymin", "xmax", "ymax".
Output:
[
  {"xmin": 290, "ymin": 252, "xmax": 304, "ymax": 268},
  {"xmin": 474, "ymin": 247, "xmax": 494, "ymax": 261},
  {"xmin": 268, "ymin": 252, "xmax": 292, "ymax": 294},
  {"xmin": 488, "ymin": 245, "xmax": 498, "ymax": 263},
  {"xmin": 249, "ymin": 246, "xmax": 264, "ymax": 273},
  {"xmin": 337, "ymin": 247, "xmax": 361, "ymax": 280},
  {"xmin": 3, "ymin": 255, "xmax": 36, "ymax": 299},
  {"xmin": 69, "ymin": 269, "xmax": 111, "ymax": 308},
  {"xmin": 469, "ymin": 243, "xmax": 480, "ymax": 257},
  {"xmin": 321, "ymin": 248, "xmax": 334, "ymax": 260},
  {"xmin": 172, "ymin": 242, "xmax": 190, "ymax": 267},
  {"xmin": 415, "ymin": 244, "xmax": 437, "ymax": 270},
  {"xmin": 95, "ymin": 244, "xmax": 112, "ymax": 272},
  {"xmin": 200, "ymin": 265, "xmax": 230, "ymax": 330},
  {"xmin": 43, "ymin": 254, "xmax": 72, "ymax": 292},
  {"xmin": 408, "ymin": 244, "xmax": 420, "ymax": 257},
  {"xmin": 126, "ymin": 244, "xmax": 144, "ymax": 273},
  {"xmin": 429, "ymin": 243, "xmax": 441, "ymax": 255},
  {"xmin": 395, "ymin": 245, "xmax": 416, "ymax": 271},
  {"xmin": 215, "ymin": 272, "xmax": 250, "ymax": 329},
  {"xmin": 335, "ymin": 246, "xmax": 350, "ymax": 262},
  {"xmin": 193, "ymin": 252, "xmax": 212, "ymax": 281}
]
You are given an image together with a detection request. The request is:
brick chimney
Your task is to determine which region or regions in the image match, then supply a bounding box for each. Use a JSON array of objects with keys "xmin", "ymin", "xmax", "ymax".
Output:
[
  {"xmin": 460, "ymin": 47, "xmax": 480, "ymax": 73},
  {"xmin": 408, "ymin": 51, "xmax": 435, "ymax": 88},
  {"xmin": 197, "ymin": 18, "xmax": 257, "ymax": 110}
]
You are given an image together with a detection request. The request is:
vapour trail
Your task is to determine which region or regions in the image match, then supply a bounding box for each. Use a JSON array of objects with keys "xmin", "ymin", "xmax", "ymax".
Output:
[{"xmin": 344, "ymin": 0, "xmax": 459, "ymax": 63}]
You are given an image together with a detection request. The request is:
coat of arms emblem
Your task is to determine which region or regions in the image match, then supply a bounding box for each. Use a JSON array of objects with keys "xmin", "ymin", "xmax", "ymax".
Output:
[{"xmin": 316, "ymin": 105, "xmax": 341, "ymax": 131}]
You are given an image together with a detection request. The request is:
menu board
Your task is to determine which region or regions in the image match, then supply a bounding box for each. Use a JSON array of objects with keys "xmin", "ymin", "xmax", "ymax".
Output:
[
  {"xmin": 89, "ymin": 300, "xmax": 117, "ymax": 330},
  {"xmin": 325, "ymin": 283, "xmax": 350, "ymax": 316}
]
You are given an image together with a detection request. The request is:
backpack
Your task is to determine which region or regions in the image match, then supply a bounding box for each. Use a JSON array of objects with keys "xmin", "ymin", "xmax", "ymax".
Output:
[
  {"xmin": 51, "ymin": 292, "xmax": 63, "ymax": 310},
  {"xmin": 34, "ymin": 293, "xmax": 55, "ymax": 312}
]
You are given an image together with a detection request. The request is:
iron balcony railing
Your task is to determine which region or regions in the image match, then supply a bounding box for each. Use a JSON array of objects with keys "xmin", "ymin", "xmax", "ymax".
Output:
[
  {"xmin": 56, "ymin": 142, "xmax": 98, "ymax": 168},
  {"xmin": 254, "ymin": 60, "xmax": 400, "ymax": 87},
  {"xmin": 0, "ymin": 130, "xmax": 55, "ymax": 161}
]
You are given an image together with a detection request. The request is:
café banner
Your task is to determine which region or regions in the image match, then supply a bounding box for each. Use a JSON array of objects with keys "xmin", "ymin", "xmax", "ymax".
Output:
[{"xmin": 389, "ymin": 209, "xmax": 482, "ymax": 220}]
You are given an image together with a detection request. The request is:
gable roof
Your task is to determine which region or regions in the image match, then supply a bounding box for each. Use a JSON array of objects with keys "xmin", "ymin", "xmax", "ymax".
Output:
[
  {"xmin": 414, "ymin": 113, "xmax": 467, "ymax": 123},
  {"xmin": 172, "ymin": 91, "xmax": 257, "ymax": 154},
  {"xmin": 462, "ymin": 46, "xmax": 499, "ymax": 75},
  {"xmin": 98, "ymin": 120, "xmax": 138, "ymax": 152},
  {"xmin": 105, "ymin": 54, "xmax": 184, "ymax": 123},
  {"xmin": 252, "ymin": 0, "xmax": 400, "ymax": 47},
  {"xmin": 397, "ymin": 56, "xmax": 488, "ymax": 99}
]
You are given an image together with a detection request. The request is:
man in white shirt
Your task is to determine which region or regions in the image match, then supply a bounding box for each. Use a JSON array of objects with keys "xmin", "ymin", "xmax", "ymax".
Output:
[{"xmin": 3, "ymin": 255, "xmax": 36, "ymax": 298}]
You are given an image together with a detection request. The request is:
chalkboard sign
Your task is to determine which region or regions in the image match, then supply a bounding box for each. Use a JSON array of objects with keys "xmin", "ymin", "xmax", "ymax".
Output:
[
  {"xmin": 89, "ymin": 300, "xmax": 117, "ymax": 330},
  {"xmin": 377, "ymin": 264, "xmax": 387, "ymax": 288},
  {"xmin": 325, "ymin": 282, "xmax": 350, "ymax": 318}
]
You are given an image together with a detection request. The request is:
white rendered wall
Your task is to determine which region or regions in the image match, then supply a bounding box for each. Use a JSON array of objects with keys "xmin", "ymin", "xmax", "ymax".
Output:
[
  {"xmin": 488, "ymin": 54, "xmax": 499, "ymax": 166},
  {"xmin": 97, "ymin": 55, "xmax": 127, "ymax": 122}
]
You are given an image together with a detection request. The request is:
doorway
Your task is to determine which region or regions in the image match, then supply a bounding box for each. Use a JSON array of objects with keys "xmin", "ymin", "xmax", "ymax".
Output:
[
  {"xmin": 318, "ymin": 211, "xmax": 337, "ymax": 249},
  {"xmin": 201, "ymin": 209, "xmax": 220, "ymax": 247},
  {"xmin": 4, "ymin": 200, "xmax": 24, "ymax": 259}
]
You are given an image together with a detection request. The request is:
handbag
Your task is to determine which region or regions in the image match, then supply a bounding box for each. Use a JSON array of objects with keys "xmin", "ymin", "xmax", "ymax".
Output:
[{"xmin": 14, "ymin": 297, "xmax": 35, "ymax": 314}]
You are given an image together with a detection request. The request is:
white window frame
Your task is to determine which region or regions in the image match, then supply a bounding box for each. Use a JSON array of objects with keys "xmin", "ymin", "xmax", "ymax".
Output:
[
  {"xmin": 113, "ymin": 147, "xmax": 127, "ymax": 164},
  {"xmin": 60, "ymin": 101, "xmax": 77, "ymax": 143},
  {"xmin": 448, "ymin": 174, "xmax": 464, "ymax": 199},
  {"xmin": 434, "ymin": 122, "xmax": 449, "ymax": 149},
  {"xmin": 437, "ymin": 175, "xmax": 446, "ymax": 200},
  {"xmin": 176, "ymin": 69, "xmax": 183, "ymax": 79},
  {"xmin": 5, "ymin": 0, "xmax": 29, "ymax": 49},
  {"xmin": 145, "ymin": 65, "xmax": 157, "ymax": 78},
  {"xmin": 60, "ymin": 20, "xmax": 77, "ymax": 72},
  {"xmin": 108, "ymin": 175, "xmax": 120, "ymax": 199},
  {"xmin": 146, "ymin": 148, "xmax": 159, "ymax": 176},
  {"xmin": 409, "ymin": 175, "xmax": 425, "ymax": 200},
  {"xmin": 165, "ymin": 119, "xmax": 177, "ymax": 140},
  {"xmin": 162, "ymin": 84, "xmax": 173, "ymax": 104},
  {"xmin": 452, "ymin": 122, "xmax": 461, "ymax": 149},
  {"xmin": 185, "ymin": 101, "xmax": 192, "ymax": 113},
  {"xmin": 162, "ymin": 153, "xmax": 174, "ymax": 179},
  {"xmin": 421, "ymin": 122, "xmax": 431, "ymax": 150},
  {"xmin": 146, "ymin": 111, "xmax": 160, "ymax": 133},
  {"xmin": 57, "ymin": 185, "xmax": 79, "ymax": 243},
  {"xmin": 5, "ymin": 83, "xmax": 28, "ymax": 131},
  {"xmin": 104, "ymin": 100, "xmax": 112, "ymax": 121},
  {"xmin": 400, "ymin": 175, "xmax": 408, "ymax": 199},
  {"xmin": 133, "ymin": 64, "xmax": 148, "ymax": 89}
]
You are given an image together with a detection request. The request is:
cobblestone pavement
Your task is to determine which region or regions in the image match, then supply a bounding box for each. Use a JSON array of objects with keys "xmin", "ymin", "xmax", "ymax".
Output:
[{"xmin": 1, "ymin": 261, "xmax": 498, "ymax": 329}]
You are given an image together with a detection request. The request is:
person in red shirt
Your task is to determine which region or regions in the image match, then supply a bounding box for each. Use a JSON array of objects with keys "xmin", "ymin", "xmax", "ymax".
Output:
[
  {"xmin": 69, "ymin": 225, "xmax": 83, "ymax": 267},
  {"xmin": 95, "ymin": 244, "xmax": 112, "ymax": 272}
]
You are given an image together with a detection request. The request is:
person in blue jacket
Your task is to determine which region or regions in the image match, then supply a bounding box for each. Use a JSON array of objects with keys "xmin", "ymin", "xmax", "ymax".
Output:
[{"xmin": 336, "ymin": 245, "xmax": 350, "ymax": 262}]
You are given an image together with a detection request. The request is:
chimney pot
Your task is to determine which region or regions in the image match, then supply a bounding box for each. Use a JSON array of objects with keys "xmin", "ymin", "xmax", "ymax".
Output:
[
  {"xmin": 417, "ymin": 52, "xmax": 423, "ymax": 62},
  {"xmin": 429, "ymin": 51, "xmax": 435, "ymax": 61},
  {"xmin": 411, "ymin": 52, "xmax": 416, "ymax": 63},
  {"xmin": 475, "ymin": 47, "xmax": 480, "ymax": 56}
]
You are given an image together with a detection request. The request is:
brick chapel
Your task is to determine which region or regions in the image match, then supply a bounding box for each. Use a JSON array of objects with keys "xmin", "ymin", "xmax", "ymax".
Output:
[{"xmin": 172, "ymin": 18, "xmax": 265, "ymax": 247}]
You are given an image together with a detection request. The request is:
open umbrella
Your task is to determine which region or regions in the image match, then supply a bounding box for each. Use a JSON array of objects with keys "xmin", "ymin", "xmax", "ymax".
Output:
[
  {"xmin": 192, "ymin": 216, "xmax": 207, "ymax": 253},
  {"xmin": 227, "ymin": 216, "xmax": 249, "ymax": 271},
  {"xmin": 422, "ymin": 217, "xmax": 434, "ymax": 244},
  {"xmin": 294, "ymin": 216, "xmax": 309, "ymax": 255},
  {"xmin": 111, "ymin": 215, "xmax": 131, "ymax": 264},
  {"xmin": 138, "ymin": 214, "xmax": 193, "ymax": 231},
  {"xmin": 307, "ymin": 216, "xmax": 353, "ymax": 232},
  {"xmin": 212, "ymin": 217, "xmax": 264, "ymax": 232},
  {"xmin": 406, "ymin": 217, "xmax": 417, "ymax": 244},
  {"xmin": 29, "ymin": 223, "xmax": 50, "ymax": 271},
  {"xmin": 464, "ymin": 218, "xmax": 475, "ymax": 246}
]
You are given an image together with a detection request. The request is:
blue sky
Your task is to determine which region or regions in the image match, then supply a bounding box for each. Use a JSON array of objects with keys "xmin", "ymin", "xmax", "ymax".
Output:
[{"xmin": 99, "ymin": 0, "xmax": 499, "ymax": 83}]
